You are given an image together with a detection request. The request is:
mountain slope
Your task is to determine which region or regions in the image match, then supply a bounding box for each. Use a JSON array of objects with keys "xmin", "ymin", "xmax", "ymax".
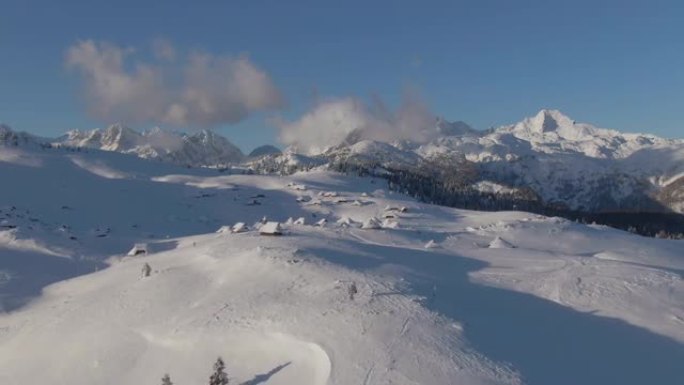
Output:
[{"xmin": 0, "ymin": 143, "xmax": 683, "ymax": 384}]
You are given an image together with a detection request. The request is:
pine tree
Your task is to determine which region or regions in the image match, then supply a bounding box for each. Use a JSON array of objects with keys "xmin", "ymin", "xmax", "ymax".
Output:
[
  {"xmin": 161, "ymin": 373, "xmax": 173, "ymax": 385},
  {"xmin": 209, "ymin": 357, "xmax": 229, "ymax": 385}
]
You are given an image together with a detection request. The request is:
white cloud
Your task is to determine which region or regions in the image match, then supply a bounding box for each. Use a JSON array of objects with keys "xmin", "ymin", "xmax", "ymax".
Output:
[
  {"xmin": 278, "ymin": 93, "xmax": 436, "ymax": 155},
  {"xmin": 65, "ymin": 40, "xmax": 283, "ymax": 127}
]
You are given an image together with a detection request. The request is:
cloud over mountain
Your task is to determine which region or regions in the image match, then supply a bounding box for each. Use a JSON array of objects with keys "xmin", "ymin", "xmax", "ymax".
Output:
[
  {"xmin": 278, "ymin": 92, "xmax": 436, "ymax": 154},
  {"xmin": 66, "ymin": 40, "xmax": 283, "ymax": 127}
]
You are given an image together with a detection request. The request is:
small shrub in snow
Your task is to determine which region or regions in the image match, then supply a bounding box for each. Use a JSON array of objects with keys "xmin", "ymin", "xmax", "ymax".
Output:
[
  {"xmin": 348, "ymin": 281, "xmax": 358, "ymax": 300},
  {"xmin": 141, "ymin": 263, "xmax": 151, "ymax": 278},
  {"xmin": 209, "ymin": 357, "xmax": 229, "ymax": 385},
  {"xmin": 161, "ymin": 373, "xmax": 173, "ymax": 385}
]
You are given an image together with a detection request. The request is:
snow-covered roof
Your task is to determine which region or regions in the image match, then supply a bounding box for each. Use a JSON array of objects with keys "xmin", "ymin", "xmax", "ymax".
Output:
[
  {"xmin": 127, "ymin": 243, "xmax": 148, "ymax": 256},
  {"xmin": 232, "ymin": 222, "xmax": 248, "ymax": 233},
  {"xmin": 336, "ymin": 216, "xmax": 357, "ymax": 227},
  {"xmin": 361, "ymin": 217, "xmax": 381, "ymax": 229},
  {"xmin": 489, "ymin": 236, "xmax": 514, "ymax": 249},
  {"xmin": 259, "ymin": 221, "xmax": 282, "ymax": 235},
  {"xmin": 382, "ymin": 219, "xmax": 399, "ymax": 229}
]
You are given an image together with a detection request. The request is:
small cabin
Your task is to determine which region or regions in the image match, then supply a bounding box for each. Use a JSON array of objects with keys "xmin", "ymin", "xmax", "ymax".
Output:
[
  {"xmin": 127, "ymin": 243, "xmax": 148, "ymax": 256},
  {"xmin": 384, "ymin": 205, "xmax": 408, "ymax": 213},
  {"xmin": 232, "ymin": 222, "xmax": 248, "ymax": 233},
  {"xmin": 336, "ymin": 216, "xmax": 356, "ymax": 228},
  {"xmin": 259, "ymin": 221, "xmax": 283, "ymax": 236},
  {"xmin": 382, "ymin": 219, "xmax": 399, "ymax": 229},
  {"xmin": 361, "ymin": 217, "xmax": 381, "ymax": 230}
]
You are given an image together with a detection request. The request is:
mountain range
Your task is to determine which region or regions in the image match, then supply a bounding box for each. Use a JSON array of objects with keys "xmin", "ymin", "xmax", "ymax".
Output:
[
  {"xmin": 2, "ymin": 109, "xmax": 684, "ymax": 219},
  {"xmin": 256, "ymin": 110, "xmax": 684, "ymax": 218}
]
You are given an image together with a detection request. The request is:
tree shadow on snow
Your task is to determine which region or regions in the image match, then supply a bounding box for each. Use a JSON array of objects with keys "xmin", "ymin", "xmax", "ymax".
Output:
[
  {"xmin": 308, "ymin": 239, "xmax": 684, "ymax": 385},
  {"xmin": 240, "ymin": 362, "xmax": 291, "ymax": 385}
]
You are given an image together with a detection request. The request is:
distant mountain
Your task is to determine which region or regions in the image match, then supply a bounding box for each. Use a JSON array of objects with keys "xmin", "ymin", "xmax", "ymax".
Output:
[
  {"xmin": 0, "ymin": 124, "xmax": 48, "ymax": 148},
  {"xmin": 248, "ymin": 110, "xmax": 684, "ymax": 219},
  {"xmin": 435, "ymin": 118, "xmax": 479, "ymax": 137},
  {"xmin": 248, "ymin": 144, "xmax": 282, "ymax": 158},
  {"xmin": 56, "ymin": 124, "xmax": 244, "ymax": 167}
]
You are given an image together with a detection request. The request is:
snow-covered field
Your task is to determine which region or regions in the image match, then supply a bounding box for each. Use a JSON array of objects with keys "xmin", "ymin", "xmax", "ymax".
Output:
[{"xmin": 0, "ymin": 145, "xmax": 683, "ymax": 384}]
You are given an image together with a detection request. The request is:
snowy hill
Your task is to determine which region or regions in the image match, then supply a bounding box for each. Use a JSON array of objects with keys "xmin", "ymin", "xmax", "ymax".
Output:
[
  {"xmin": 0, "ymin": 143, "xmax": 683, "ymax": 384},
  {"xmin": 57, "ymin": 124, "xmax": 245, "ymax": 166}
]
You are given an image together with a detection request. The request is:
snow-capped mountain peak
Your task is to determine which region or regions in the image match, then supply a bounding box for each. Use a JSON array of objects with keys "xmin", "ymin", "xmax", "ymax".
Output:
[
  {"xmin": 100, "ymin": 123, "xmax": 143, "ymax": 151},
  {"xmin": 506, "ymin": 109, "xmax": 599, "ymax": 141},
  {"xmin": 57, "ymin": 126, "xmax": 244, "ymax": 166}
]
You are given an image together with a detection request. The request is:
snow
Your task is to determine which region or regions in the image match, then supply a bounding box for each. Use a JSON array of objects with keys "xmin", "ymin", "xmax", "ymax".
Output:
[
  {"xmin": 473, "ymin": 181, "xmax": 521, "ymax": 195},
  {"xmin": 0, "ymin": 143, "xmax": 683, "ymax": 384}
]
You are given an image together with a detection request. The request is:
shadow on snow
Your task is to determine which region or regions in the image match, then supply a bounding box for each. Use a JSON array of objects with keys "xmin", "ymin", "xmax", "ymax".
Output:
[
  {"xmin": 239, "ymin": 362, "xmax": 291, "ymax": 385},
  {"xmin": 0, "ymin": 250, "xmax": 104, "ymax": 312},
  {"xmin": 309, "ymin": 239, "xmax": 684, "ymax": 385}
]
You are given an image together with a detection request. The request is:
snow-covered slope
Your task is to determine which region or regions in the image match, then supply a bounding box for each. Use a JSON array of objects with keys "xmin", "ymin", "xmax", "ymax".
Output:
[
  {"xmin": 0, "ymin": 143, "xmax": 683, "ymax": 384},
  {"xmin": 57, "ymin": 124, "xmax": 244, "ymax": 166}
]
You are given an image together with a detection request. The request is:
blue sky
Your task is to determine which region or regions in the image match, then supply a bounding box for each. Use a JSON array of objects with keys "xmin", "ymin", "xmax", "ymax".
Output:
[{"xmin": 1, "ymin": 0, "xmax": 683, "ymax": 151}]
